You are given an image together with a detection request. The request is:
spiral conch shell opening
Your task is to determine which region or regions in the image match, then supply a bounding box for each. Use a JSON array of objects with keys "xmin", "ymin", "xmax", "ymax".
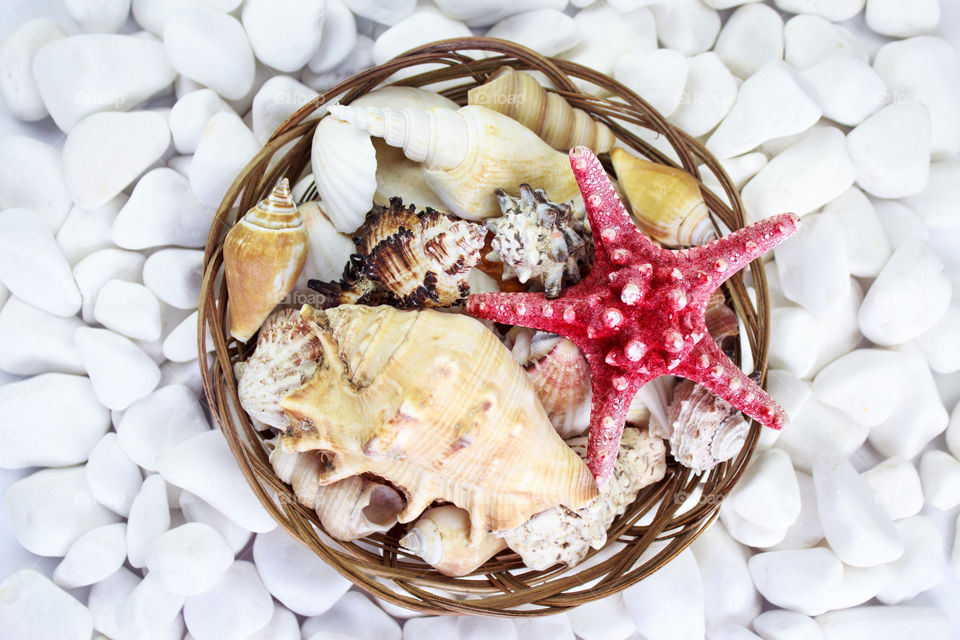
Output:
[{"xmin": 400, "ymin": 505, "xmax": 507, "ymax": 577}]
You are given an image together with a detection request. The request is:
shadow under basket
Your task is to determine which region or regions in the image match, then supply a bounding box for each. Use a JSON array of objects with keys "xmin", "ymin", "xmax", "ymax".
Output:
[{"xmin": 198, "ymin": 37, "xmax": 774, "ymax": 617}]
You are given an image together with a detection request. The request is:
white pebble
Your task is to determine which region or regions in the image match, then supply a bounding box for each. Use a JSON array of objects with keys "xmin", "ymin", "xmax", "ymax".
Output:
[
  {"xmin": 691, "ymin": 524, "xmax": 760, "ymax": 628},
  {"xmin": 247, "ymin": 605, "xmax": 300, "ymax": 640},
  {"xmin": 163, "ymin": 310, "xmax": 212, "ymax": 362},
  {"xmin": 875, "ymin": 516, "xmax": 944, "ymax": 604},
  {"xmin": 242, "ymin": 0, "xmax": 325, "ymax": 72},
  {"xmin": 184, "ymin": 560, "xmax": 273, "ymax": 640},
  {"xmin": 132, "ymin": 0, "xmax": 240, "ymax": 34},
  {"xmin": 768, "ymin": 307, "xmax": 819, "ymax": 378},
  {"xmin": 168, "ymin": 89, "xmax": 236, "ymax": 155},
  {"xmin": 712, "ymin": 626, "xmax": 763, "ymax": 640},
  {"xmin": 749, "ymin": 548, "xmax": 842, "ymax": 616},
  {"xmin": 57, "ymin": 197, "xmax": 126, "ymax": 265},
  {"xmin": 720, "ymin": 507, "xmax": 786, "ymax": 548},
  {"xmin": 766, "ymin": 370, "xmax": 812, "ymax": 426},
  {"xmin": 63, "ymin": 0, "xmax": 131, "ymax": 33},
  {"xmin": 126, "ymin": 474, "xmax": 171, "ymax": 568},
  {"xmin": 53, "ymin": 522, "xmax": 127, "ymax": 589},
  {"xmin": 301, "ymin": 34, "xmax": 373, "ymax": 92},
  {"xmin": 308, "ymin": 0, "xmax": 356, "ymax": 74},
  {"xmin": 63, "ymin": 111, "xmax": 171, "ymax": 210},
  {"xmin": 707, "ymin": 61, "xmax": 821, "ymax": 160},
  {"xmin": 771, "ymin": 472, "xmax": 824, "ymax": 550},
  {"xmin": 114, "ymin": 572, "xmax": 185, "ymax": 640},
  {"xmin": 32, "ymin": 34, "xmax": 176, "ymax": 131},
  {"xmin": 773, "ymin": 0, "xmax": 865, "ymax": 22},
  {"xmin": 142, "ymin": 248, "xmax": 203, "ymax": 310},
  {"xmin": 157, "ymin": 429, "xmax": 276, "ymax": 532},
  {"xmin": 822, "ymin": 187, "xmax": 890, "ymax": 277},
  {"xmin": 861, "ymin": 457, "xmax": 924, "ymax": 521},
  {"xmin": 190, "ymin": 112, "xmax": 261, "ymax": 207},
  {"xmin": 486, "ymin": 10, "xmax": 580, "ymax": 58},
  {"xmin": 831, "ymin": 564, "xmax": 888, "ymax": 611},
  {"xmin": 145, "ymin": 523, "xmax": 234, "ymax": 595},
  {"xmin": 0, "ymin": 136, "xmax": 73, "ymax": 231},
  {"xmin": 812, "ymin": 349, "xmax": 905, "ymax": 427},
  {"xmin": 566, "ymin": 595, "xmax": 636, "ymax": 640},
  {"xmin": 753, "ymin": 610, "xmax": 825, "ymax": 640},
  {"xmin": 872, "ymin": 199, "xmax": 928, "ymax": 249},
  {"xmin": 94, "ymin": 280, "xmax": 162, "ymax": 342},
  {"xmin": 776, "ymin": 399, "xmax": 868, "ymax": 473},
  {"xmin": 816, "ymin": 606, "xmax": 949, "ymax": 640},
  {"xmin": 117, "ymin": 384, "xmax": 209, "ymax": 471},
  {"xmin": 808, "ymin": 278, "xmax": 864, "ymax": 374},
  {"xmin": 345, "ymin": 0, "xmax": 416, "ymax": 26},
  {"xmin": 775, "ymin": 212, "xmax": 851, "ymax": 313},
  {"xmin": 953, "ymin": 513, "xmax": 960, "ymax": 578},
  {"xmin": 714, "ymin": 4, "xmax": 783, "ymax": 79},
  {"xmin": 0, "ymin": 18, "xmax": 66, "ymax": 121},
  {"xmin": 614, "ymin": 49, "xmax": 689, "ymax": 118},
  {"xmin": 727, "ymin": 449, "xmax": 801, "ymax": 531},
  {"xmin": 514, "ymin": 614, "xmax": 575, "ymax": 640},
  {"xmin": 302, "ymin": 591, "xmax": 402, "ymax": 640},
  {"xmin": 651, "ymin": 0, "xmax": 720, "ymax": 56},
  {"xmin": 948, "ymin": 402, "xmax": 960, "ymax": 461},
  {"xmin": 669, "ymin": 52, "xmax": 738, "ymax": 138},
  {"xmin": 783, "ymin": 15, "xmax": 867, "ymax": 71},
  {"xmin": 403, "ymin": 616, "xmax": 459, "ymax": 640},
  {"xmin": 0, "ymin": 209, "xmax": 82, "ymax": 317},
  {"xmin": 623, "ymin": 549, "xmax": 704, "ymax": 640},
  {"xmin": 87, "ymin": 567, "xmax": 139, "ymax": 639},
  {"xmin": 902, "ymin": 161, "xmax": 960, "ymax": 229},
  {"xmin": 0, "ymin": 297, "xmax": 84, "ymax": 375},
  {"xmin": 373, "ymin": 12, "xmax": 473, "ymax": 67},
  {"xmin": 113, "ymin": 168, "xmax": 216, "ymax": 250},
  {"xmin": 251, "ymin": 75, "xmax": 319, "ymax": 144},
  {"xmin": 847, "ymin": 104, "xmax": 931, "ymax": 199},
  {"xmin": 456, "ymin": 617, "xmax": 518, "ymax": 640},
  {"xmin": 919, "ymin": 450, "xmax": 960, "ymax": 510},
  {"xmin": 865, "ymin": 0, "xmax": 939, "ymax": 39},
  {"xmin": 178, "ymin": 491, "xmax": 252, "ymax": 554},
  {"xmin": 163, "ymin": 8, "xmax": 255, "ymax": 100},
  {"xmin": 813, "ymin": 455, "xmax": 902, "ymax": 567},
  {"xmin": 253, "ymin": 526, "xmax": 352, "ymax": 616},
  {"xmin": 73, "ymin": 248, "xmax": 144, "ymax": 323},
  {"xmin": 0, "ymin": 570, "xmax": 93, "ymax": 640},
  {"xmin": 74, "ymin": 327, "xmax": 161, "ymax": 411},
  {"xmin": 801, "ymin": 56, "xmax": 886, "ymax": 127},
  {"xmin": 3, "ymin": 465, "xmax": 120, "ymax": 556},
  {"xmin": 858, "ymin": 241, "xmax": 950, "ymax": 345},
  {"xmin": 85, "ymin": 432, "xmax": 143, "ymax": 517}
]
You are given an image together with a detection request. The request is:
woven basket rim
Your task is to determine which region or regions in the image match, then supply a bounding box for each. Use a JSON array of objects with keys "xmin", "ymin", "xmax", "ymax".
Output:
[{"xmin": 197, "ymin": 37, "xmax": 772, "ymax": 617}]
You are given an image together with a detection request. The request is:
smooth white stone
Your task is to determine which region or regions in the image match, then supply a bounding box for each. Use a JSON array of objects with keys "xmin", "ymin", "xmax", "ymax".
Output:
[
  {"xmin": 244, "ymin": 605, "xmax": 299, "ymax": 640},
  {"xmin": 808, "ymin": 278, "xmax": 863, "ymax": 375},
  {"xmin": 3, "ymin": 465, "xmax": 120, "ymax": 556},
  {"xmin": 178, "ymin": 491, "xmax": 251, "ymax": 554},
  {"xmin": 0, "ymin": 136, "xmax": 72, "ymax": 231},
  {"xmin": 858, "ymin": 241, "xmax": 950, "ymax": 345},
  {"xmin": 63, "ymin": 0, "xmax": 131, "ymax": 33},
  {"xmin": 812, "ymin": 349, "xmax": 905, "ymax": 427},
  {"xmin": 345, "ymin": 0, "xmax": 416, "ymax": 26},
  {"xmin": 53, "ymin": 522, "xmax": 126, "ymax": 589},
  {"xmin": 873, "ymin": 37, "xmax": 960, "ymax": 158},
  {"xmin": 822, "ymin": 187, "xmax": 890, "ymax": 277},
  {"xmin": 830, "ymin": 563, "xmax": 888, "ymax": 611},
  {"xmin": 814, "ymin": 455, "xmax": 903, "ymax": 567},
  {"xmin": 308, "ymin": 0, "xmax": 356, "ymax": 73},
  {"xmin": 0, "ymin": 18, "xmax": 66, "ymax": 121},
  {"xmin": 816, "ymin": 606, "xmax": 949, "ymax": 640},
  {"xmin": 126, "ymin": 474, "xmax": 171, "ymax": 568},
  {"xmin": 953, "ymin": 513, "xmax": 960, "ymax": 578},
  {"xmin": 486, "ymin": 10, "xmax": 579, "ymax": 58},
  {"xmin": 132, "ymin": 0, "xmax": 241, "ymax": 34},
  {"xmin": 32, "ymin": 34, "xmax": 176, "ymax": 131},
  {"xmin": 706, "ymin": 152, "xmax": 769, "ymax": 194},
  {"xmin": 691, "ymin": 525, "xmax": 760, "ymax": 628},
  {"xmin": 0, "ymin": 297, "xmax": 85, "ymax": 375},
  {"xmin": 758, "ymin": 370, "xmax": 810, "ymax": 448},
  {"xmin": 801, "ymin": 57, "xmax": 886, "ymax": 127},
  {"xmin": 435, "ymin": 0, "xmax": 567, "ymax": 27},
  {"xmin": 776, "ymin": 399, "xmax": 868, "ymax": 473},
  {"xmin": 567, "ymin": 595, "xmax": 636, "ymax": 640},
  {"xmin": 167, "ymin": 154, "xmax": 192, "ymax": 177},
  {"xmin": 251, "ymin": 76, "xmax": 319, "ymax": 144},
  {"xmin": 753, "ymin": 610, "xmax": 825, "ymax": 640},
  {"xmin": 651, "ymin": 0, "xmax": 720, "ymax": 56},
  {"xmin": 117, "ymin": 384, "xmax": 209, "ymax": 471},
  {"xmin": 163, "ymin": 310, "xmax": 212, "ymax": 362},
  {"xmin": 0, "ymin": 373, "xmax": 108, "ymax": 468},
  {"xmin": 707, "ymin": 62, "xmax": 821, "ymax": 159},
  {"xmin": 168, "ymin": 90, "xmax": 235, "ymax": 155},
  {"xmin": 861, "ymin": 457, "xmax": 924, "ymax": 521},
  {"xmin": 145, "ymin": 523, "xmax": 234, "ymax": 596},
  {"xmin": 457, "ymin": 618, "xmax": 518, "ymax": 640},
  {"xmin": 157, "ymin": 429, "xmax": 276, "ymax": 532},
  {"xmin": 768, "ymin": 307, "xmax": 819, "ymax": 378},
  {"xmin": 773, "ymin": 0, "xmax": 864, "ymax": 22},
  {"xmin": 714, "ymin": 4, "xmax": 783, "ymax": 79},
  {"xmin": 301, "ymin": 34, "xmax": 374, "ymax": 92},
  {"xmin": 0, "ymin": 282, "xmax": 7, "ymax": 311},
  {"xmin": 919, "ymin": 450, "xmax": 960, "ymax": 510},
  {"xmin": 253, "ymin": 526, "xmax": 352, "ymax": 616},
  {"xmin": 783, "ymin": 15, "xmax": 867, "ymax": 71},
  {"xmin": 713, "ymin": 626, "xmax": 763, "ymax": 640},
  {"xmin": 189, "ymin": 112, "xmax": 261, "ymax": 207},
  {"xmin": 85, "ymin": 432, "xmax": 143, "ymax": 517},
  {"xmin": 142, "ymin": 248, "xmax": 203, "ymax": 310},
  {"xmin": 403, "ymin": 616, "xmax": 459, "ymax": 640},
  {"xmin": 866, "ymin": 0, "xmax": 939, "ymax": 38},
  {"xmin": 0, "ymin": 209, "xmax": 82, "ymax": 317},
  {"xmin": 902, "ymin": 161, "xmax": 960, "ymax": 228},
  {"xmin": 113, "ymin": 168, "xmax": 216, "ymax": 250},
  {"xmin": 163, "ymin": 9, "xmax": 254, "ymax": 100},
  {"xmin": 302, "ymin": 591, "xmax": 402, "ymax": 640},
  {"xmin": 558, "ymin": 5, "xmax": 656, "ymax": 87},
  {"xmin": 512, "ymin": 614, "xmax": 575, "ymax": 640},
  {"xmin": 222, "ymin": 57, "xmax": 273, "ymax": 115},
  {"xmin": 74, "ymin": 327, "xmax": 161, "ymax": 411},
  {"xmin": 57, "ymin": 197, "xmax": 126, "ymax": 265},
  {"xmin": 749, "ymin": 548, "xmax": 842, "ymax": 616},
  {"xmin": 373, "ymin": 12, "xmax": 473, "ymax": 67},
  {"xmin": 875, "ymin": 516, "xmax": 944, "ymax": 604},
  {"xmin": 771, "ymin": 472, "xmax": 824, "ymax": 551},
  {"xmin": 242, "ymin": 0, "xmax": 325, "ymax": 72},
  {"xmin": 184, "ymin": 560, "xmax": 274, "ymax": 640},
  {"xmin": 720, "ymin": 506, "xmax": 787, "ymax": 548},
  {"xmin": 623, "ymin": 549, "xmax": 704, "ymax": 640},
  {"xmin": 668, "ymin": 52, "xmax": 737, "ymax": 137},
  {"xmin": 872, "ymin": 199, "xmax": 928, "ymax": 250},
  {"xmin": 775, "ymin": 213, "xmax": 851, "ymax": 313},
  {"xmin": 847, "ymin": 104, "xmax": 931, "ymax": 199},
  {"xmin": 63, "ymin": 111, "xmax": 171, "ymax": 210},
  {"xmin": 948, "ymin": 401, "xmax": 960, "ymax": 461},
  {"xmin": 727, "ymin": 449, "xmax": 801, "ymax": 531},
  {"xmin": 94, "ymin": 280, "xmax": 162, "ymax": 342},
  {"xmin": 115, "ymin": 572, "xmax": 185, "ymax": 640},
  {"xmin": 73, "ymin": 248, "xmax": 144, "ymax": 323},
  {"xmin": 88, "ymin": 567, "xmax": 139, "ymax": 639},
  {"xmin": 0, "ymin": 570, "xmax": 93, "ymax": 640},
  {"xmin": 614, "ymin": 49, "xmax": 689, "ymax": 117}
]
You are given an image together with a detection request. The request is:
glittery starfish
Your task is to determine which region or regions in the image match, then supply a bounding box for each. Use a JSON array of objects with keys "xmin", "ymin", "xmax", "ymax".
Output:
[{"xmin": 466, "ymin": 147, "xmax": 801, "ymax": 487}]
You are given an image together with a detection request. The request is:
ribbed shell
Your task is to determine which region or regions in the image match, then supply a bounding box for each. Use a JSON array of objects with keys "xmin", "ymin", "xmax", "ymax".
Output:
[
  {"xmin": 399, "ymin": 505, "xmax": 507, "ymax": 577},
  {"xmin": 705, "ymin": 289, "xmax": 740, "ymax": 348},
  {"xmin": 311, "ymin": 114, "xmax": 378, "ymax": 233}
]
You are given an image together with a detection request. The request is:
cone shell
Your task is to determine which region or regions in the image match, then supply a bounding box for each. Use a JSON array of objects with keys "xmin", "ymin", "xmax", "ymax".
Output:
[
  {"xmin": 224, "ymin": 179, "xmax": 308, "ymax": 342},
  {"xmin": 311, "ymin": 114, "xmax": 378, "ymax": 233},
  {"xmin": 468, "ymin": 67, "xmax": 615, "ymax": 153},
  {"xmin": 400, "ymin": 505, "xmax": 507, "ymax": 577},
  {"xmin": 280, "ymin": 304, "xmax": 598, "ymax": 542},
  {"xmin": 610, "ymin": 148, "xmax": 716, "ymax": 248}
]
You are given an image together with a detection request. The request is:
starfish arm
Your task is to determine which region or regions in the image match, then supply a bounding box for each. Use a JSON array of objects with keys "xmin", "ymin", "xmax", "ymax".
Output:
[
  {"xmin": 675, "ymin": 336, "xmax": 787, "ymax": 430},
  {"xmin": 465, "ymin": 291, "xmax": 591, "ymax": 338},
  {"xmin": 586, "ymin": 371, "xmax": 657, "ymax": 488}
]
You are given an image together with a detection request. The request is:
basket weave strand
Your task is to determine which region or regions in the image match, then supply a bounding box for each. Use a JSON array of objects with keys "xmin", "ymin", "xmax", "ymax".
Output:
[{"xmin": 198, "ymin": 37, "xmax": 771, "ymax": 617}]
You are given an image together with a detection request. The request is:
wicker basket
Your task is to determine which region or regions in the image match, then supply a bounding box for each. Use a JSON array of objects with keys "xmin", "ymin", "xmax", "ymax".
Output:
[{"xmin": 198, "ymin": 37, "xmax": 773, "ymax": 617}]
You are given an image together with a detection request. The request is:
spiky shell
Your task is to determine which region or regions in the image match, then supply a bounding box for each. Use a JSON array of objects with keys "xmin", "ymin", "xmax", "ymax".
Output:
[
  {"xmin": 223, "ymin": 179, "xmax": 308, "ymax": 342},
  {"xmin": 311, "ymin": 114, "xmax": 378, "ymax": 233},
  {"xmin": 610, "ymin": 148, "xmax": 716, "ymax": 248},
  {"xmin": 486, "ymin": 184, "xmax": 592, "ymax": 299},
  {"xmin": 468, "ymin": 66, "xmax": 615, "ymax": 153},
  {"xmin": 279, "ymin": 304, "xmax": 598, "ymax": 542},
  {"xmin": 501, "ymin": 428, "xmax": 666, "ymax": 570},
  {"xmin": 399, "ymin": 505, "xmax": 507, "ymax": 577}
]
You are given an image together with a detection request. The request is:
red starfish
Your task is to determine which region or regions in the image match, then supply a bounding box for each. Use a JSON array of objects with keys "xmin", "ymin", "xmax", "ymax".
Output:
[{"xmin": 466, "ymin": 147, "xmax": 801, "ymax": 488}]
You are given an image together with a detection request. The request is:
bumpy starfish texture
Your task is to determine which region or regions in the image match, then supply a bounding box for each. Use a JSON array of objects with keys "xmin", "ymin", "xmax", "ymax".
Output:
[{"xmin": 466, "ymin": 147, "xmax": 801, "ymax": 487}]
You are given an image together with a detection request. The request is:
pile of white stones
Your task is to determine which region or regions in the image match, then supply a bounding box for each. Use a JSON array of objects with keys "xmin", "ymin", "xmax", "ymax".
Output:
[{"xmin": 0, "ymin": 1, "xmax": 958, "ymax": 639}]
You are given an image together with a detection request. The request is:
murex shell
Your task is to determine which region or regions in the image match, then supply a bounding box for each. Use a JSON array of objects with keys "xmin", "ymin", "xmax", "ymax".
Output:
[
  {"xmin": 307, "ymin": 198, "xmax": 487, "ymax": 308},
  {"xmin": 279, "ymin": 304, "xmax": 598, "ymax": 542},
  {"xmin": 486, "ymin": 184, "xmax": 592, "ymax": 299}
]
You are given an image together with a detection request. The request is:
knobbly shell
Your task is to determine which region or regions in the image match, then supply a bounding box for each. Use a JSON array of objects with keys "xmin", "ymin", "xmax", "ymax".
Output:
[{"xmin": 400, "ymin": 505, "xmax": 507, "ymax": 577}]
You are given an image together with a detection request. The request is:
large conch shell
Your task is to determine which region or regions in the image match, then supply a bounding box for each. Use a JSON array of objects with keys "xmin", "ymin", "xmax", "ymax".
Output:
[
  {"xmin": 224, "ymin": 179, "xmax": 308, "ymax": 342},
  {"xmin": 311, "ymin": 113, "xmax": 378, "ymax": 233},
  {"xmin": 610, "ymin": 148, "xmax": 716, "ymax": 248},
  {"xmin": 501, "ymin": 428, "xmax": 666, "ymax": 570},
  {"xmin": 269, "ymin": 443, "xmax": 405, "ymax": 541},
  {"xmin": 279, "ymin": 304, "xmax": 598, "ymax": 542},
  {"xmin": 400, "ymin": 505, "xmax": 507, "ymax": 577},
  {"xmin": 299, "ymin": 201, "xmax": 354, "ymax": 284},
  {"xmin": 468, "ymin": 67, "xmax": 615, "ymax": 153},
  {"xmin": 327, "ymin": 104, "xmax": 583, "ymax": 220}
]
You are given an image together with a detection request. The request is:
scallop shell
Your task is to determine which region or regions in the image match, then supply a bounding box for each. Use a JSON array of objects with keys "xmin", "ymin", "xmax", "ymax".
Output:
[
  {"xmin": 467, "ymin": 66, "xmax": 615, "ymax": 153},
  {"xmin": 327, "ymin": 104, "xmax": 582, "ymax": 220},
  {"xmin": 279, "ymin": 304, "xmax": 598, "ymax": 542},
  {"xmin": 610, "ymin": 147, "xmax": 716, "ymax": 248},
  {"xmin": 299, "ymin": 201, "xmax": 355, "ymax": 284},
  {"xmin": 223, "ymin": 179, "xmax": 308, "ymax": 342},
  {"xmin": 400, "ymin": 505, "xmax": 507, "ymax": 577},
  {"xmin": 311, "ymin": 113, "xmax": 378, "ymax": 233},
  {"xmin": 501, "ymin": 428, "xmax": 666, "ymax": 570}
]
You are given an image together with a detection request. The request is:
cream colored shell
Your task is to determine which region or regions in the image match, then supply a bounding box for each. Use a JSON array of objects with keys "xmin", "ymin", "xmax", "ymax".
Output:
[
  {"xmin": 299, "ymin": 201, "xmax": 355, "ymax": 284},
  {"xmin": 311, "ymin": 115, "xmax": 378, "ymax": 233},
  {"xmin": 400, "ymin": 505, "xmax": 507, "ymax": 577}
]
